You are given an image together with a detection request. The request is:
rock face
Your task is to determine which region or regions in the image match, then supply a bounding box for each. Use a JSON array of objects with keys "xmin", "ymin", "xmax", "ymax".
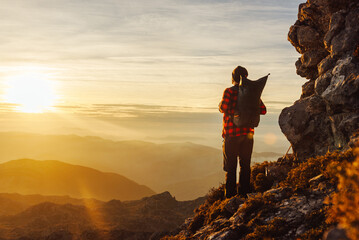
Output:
[{"xmin": 279, "ymin": 0, "xmax": 359, "ymax": 159}]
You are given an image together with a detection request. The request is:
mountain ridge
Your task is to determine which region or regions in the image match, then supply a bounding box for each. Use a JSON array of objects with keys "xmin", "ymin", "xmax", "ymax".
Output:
[
  {"xmin": 0, "ymin": 192, "xmax": 103, "ymax": 216},
  {"xmin": 0, "ymin": 191, "xmax": 205, "ymax": 240},
  {"xmin": 0, "ymin": 132, "xmax": 281, "ymax": 200},
  {"xmin": 0, "ymin": 158, "xmax": 155, "ymax": 201}
]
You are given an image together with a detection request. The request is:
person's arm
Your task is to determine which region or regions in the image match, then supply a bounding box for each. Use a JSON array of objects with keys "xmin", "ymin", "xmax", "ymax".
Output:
[
  {"xmin": 259, "ymin": 99, "xmax": 267, "ymax": 115},
  {"xmin": 219, "ymin": 89, "xmax": 231, "ymax": 114}
]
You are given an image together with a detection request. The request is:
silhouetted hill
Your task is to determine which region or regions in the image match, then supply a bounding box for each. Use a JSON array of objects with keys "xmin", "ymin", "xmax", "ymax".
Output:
[
  {"xmin": 0, "ymin": 159, "xmax": 155, "ymax": 201},
  {"xmin": 0, "ymin": 132, "xmax": 281, "ymax": 200},
  {"xmin": 0, "ymin": 191, "xmax": 205, "ymax": 240},
  {"xmin": 0, "ymin": 193, "xmax": 103, "ymax": 216},
  {"xmin": 162, "ymin": 171, "xmax": 223, "ymax": 201},
  {"xmin": 252, "ymin": 151, "xmax": 282, "ymax": 159},
  {"xmin": 1, "ymin": 201, "xmax": 92, "ymax": 227}
]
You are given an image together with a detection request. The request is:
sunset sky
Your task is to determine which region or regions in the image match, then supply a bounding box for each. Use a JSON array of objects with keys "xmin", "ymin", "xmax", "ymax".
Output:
[{"xmin": 0, "ymin": 0, "xmax": 304, "ymax": 153}]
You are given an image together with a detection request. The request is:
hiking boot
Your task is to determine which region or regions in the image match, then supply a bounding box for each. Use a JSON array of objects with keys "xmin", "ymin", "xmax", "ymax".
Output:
[{"xmin": 225, "ymin": 189, "xmax": 237, "ymax": 199}]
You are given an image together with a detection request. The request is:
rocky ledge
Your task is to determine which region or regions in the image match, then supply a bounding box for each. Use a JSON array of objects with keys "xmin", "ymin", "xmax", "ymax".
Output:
[
  {"xmin": 163, "ymin": 149, "xmax": 358, "ymax": 240},
  {"xmin": 279, "ymin": 0, "xmax": 359, "ymax": 159}
]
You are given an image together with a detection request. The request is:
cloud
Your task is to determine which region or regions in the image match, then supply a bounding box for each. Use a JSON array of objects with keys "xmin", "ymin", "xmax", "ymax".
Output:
[
  {"xmin": 0, "ymin": 0, "xmax": 302, "ymax": 61},
  {"xmin": 0, "ymin": 103, "xmax": 18, "ymax": 112},
  {"xmin": 0, "ymin": 99, "xmax": 290, "ymax": 153},
  {"xmin": 0, "ymin": 0, "xmax": 301, "ymax": 152}
]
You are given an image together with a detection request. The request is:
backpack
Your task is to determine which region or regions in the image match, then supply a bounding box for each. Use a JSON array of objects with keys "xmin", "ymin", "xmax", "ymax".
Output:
[{"xmin": 233, "ymin": 74, "xmax": 269, "ymax": 128}]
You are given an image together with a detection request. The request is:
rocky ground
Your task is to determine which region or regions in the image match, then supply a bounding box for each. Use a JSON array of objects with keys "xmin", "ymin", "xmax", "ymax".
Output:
[{"xmin": 162, "ymin": 149, "xmax": 357, "ymax": 240}]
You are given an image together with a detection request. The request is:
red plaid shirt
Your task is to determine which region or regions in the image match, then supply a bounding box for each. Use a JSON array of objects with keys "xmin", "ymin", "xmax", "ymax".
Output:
[{"xmin": 219, "ymin": 85, "xmax": 266, "ymax": 138}]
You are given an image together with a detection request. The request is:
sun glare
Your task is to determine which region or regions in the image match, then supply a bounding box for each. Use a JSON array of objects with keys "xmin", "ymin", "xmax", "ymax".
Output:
[{"xmin": 4, "ymin": 72, "xmax": 59, "ymax": 113}]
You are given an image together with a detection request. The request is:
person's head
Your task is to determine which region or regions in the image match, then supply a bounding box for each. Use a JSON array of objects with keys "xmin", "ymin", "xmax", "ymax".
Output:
[{"xmin": 232, "ymin": 66, "xmax": 248, "ymax": 85}]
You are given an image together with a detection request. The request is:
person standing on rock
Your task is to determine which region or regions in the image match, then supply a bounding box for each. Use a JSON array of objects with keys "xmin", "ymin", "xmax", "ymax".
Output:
[{"xmin": 219, "ymin": 66, "xmax": 267, "ymax": 198}]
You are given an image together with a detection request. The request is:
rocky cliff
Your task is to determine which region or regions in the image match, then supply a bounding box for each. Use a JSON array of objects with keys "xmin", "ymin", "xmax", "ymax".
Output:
[{"xmin": 279, "ymin": 0, "xmax": 359, "ymax": 159}]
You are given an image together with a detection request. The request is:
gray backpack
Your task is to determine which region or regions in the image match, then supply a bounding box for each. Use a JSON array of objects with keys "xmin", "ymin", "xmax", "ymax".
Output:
[{"xmin": 233, "ymin": 74, "xmax": 269, "ymax": 128}]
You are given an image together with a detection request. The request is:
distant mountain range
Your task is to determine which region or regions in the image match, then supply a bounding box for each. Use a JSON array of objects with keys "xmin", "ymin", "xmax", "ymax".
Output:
[
  {"xmin": 0, "ymin": 192, "xmax": 102, "ymax": 216},
  {"xmin": 160, "ymin": 153, "xmax": 283, "ymax": 200},
  {"xmin": 162, "ymin": 171, "xmax": 224, "ymax": 200},
  {"xmin": 0, "ymin": 132, "xmax": 282, "ymax": 200},
  {"xmin": 0, "ymin": 159, "xmax": 154, "ymax": 201},
  {"xmin": 0, "ymin": 191, "xmax": 204, "ymax": 240}
]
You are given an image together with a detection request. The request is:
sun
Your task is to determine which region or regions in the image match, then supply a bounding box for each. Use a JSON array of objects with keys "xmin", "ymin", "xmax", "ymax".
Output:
[{"xmin": 4, "ymin": 72, "xmax": 59, "ymax": 113}]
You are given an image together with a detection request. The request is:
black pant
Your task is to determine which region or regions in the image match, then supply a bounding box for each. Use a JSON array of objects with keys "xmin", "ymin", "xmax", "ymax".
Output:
[{"xmin": 223, "ymin": 135, "xmax": 254, "ymax": 198}]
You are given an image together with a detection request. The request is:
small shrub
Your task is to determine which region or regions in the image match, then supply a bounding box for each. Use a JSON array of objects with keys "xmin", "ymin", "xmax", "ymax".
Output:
[
  {"xmin": 251, "ymin": 159, "xmax": 293, "ymax": 193},
  {"xmin": 281, "ymin": 150, "xmax": 354, "ymax": 189},
  {"xmin": 277, "ymin": 154, "xmax": 299, "ymax": 167},
  {"xmin": 251, "ymin": 161, "xmax": 274, "ymax": 193},
  {"xmin": 240, "ymin": 194, "xmax": 265, "ymax": 220},
  {"xmin": 237, "ymin": 193, "xmax": 277, "ymax": 223},
  {"xmin": 205, "ymin": 185, "xmax": 225, "ymax": 205},
  {"xmin": 327, "ymin": 148, "xmax": 359, "ymax": 240},
  {"xmin": 188, "ymin": 214, "xmax": 205, "ymax": 233},
  {"xmin": 282, "ymin": 158, "xmax": 322, "ymax": 189},
  {"xmin": 205, "ymin": 198, "xmax": 236, "ymax": 224},
  {"xmin": 247, "ymin": 217, "xmax": 287, "ymax": 239},
  {"xmin": 298, "ymin": 208, "xmax": 330, "ymax": 239},
  {"xmin": 299, "ymin": 228, "xmax": 326, "ymax": 240},
  {"xmin": 187, "ymin": 186, "xmax": 236, "ymax": 234},
  {"xmin": 254, "ymin": 173, "xmax": 273, "ymax": 192},
  {"xmin": 251, "ymin": 161, "xmax": 269, "ymax": 183}
]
